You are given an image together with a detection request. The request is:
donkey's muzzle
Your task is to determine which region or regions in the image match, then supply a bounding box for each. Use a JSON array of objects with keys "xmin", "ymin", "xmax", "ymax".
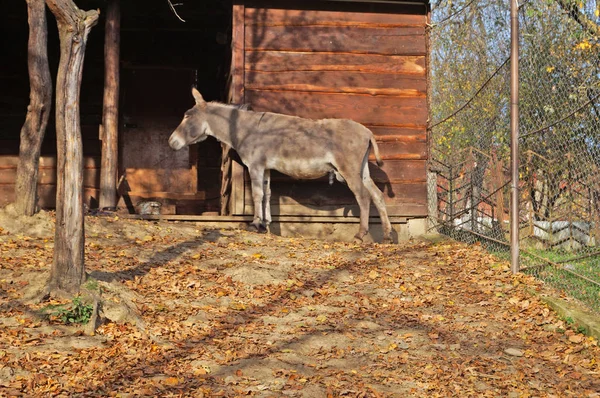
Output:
[{"xmin": 168, "ymin": 134, "xmax": 185, "ymax": 151}]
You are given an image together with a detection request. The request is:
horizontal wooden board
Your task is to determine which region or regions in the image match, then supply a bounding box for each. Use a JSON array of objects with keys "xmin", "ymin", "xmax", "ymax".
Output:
[
  {"xmin": 374, "ymin": 141, "xmax": 427, "ymax": 160},
  {"xmin": 242, "ymin": 180, "xmax": 427, "ymax": 217},
  {"xmin": 0, "ymin": 155, "xmax": 100, "ymax": 169},
  {"xmin": 123, "ymin": 214, "xmax": 410, "ymax": 224},
  {"xmin": 123, "ymin": 168, "xmax": 196, "ymax": 194},
  {"xmin": 248, "ymin": 203, "xmax": 427, "ymax": 217},
  {"xmin": 245, "ymin": 26, "xmax": 426, "ymax": 55},
  {"xmin": 0, "ymin": 168, "xmax": 99, "ymax": 188},
  {"xmin": 369, "ymin": 126, "xmax": 427, "ymax": 141},
  {"xmin": 121, "ymin": 191, "xmax": 209, "ymax": 200},
  {"xmin": 117, "ymin": 193, "xmax": 220, "ymax": 215},
  {"xmin": 244, "ymin": 0, "xmax": 428, "ymax": 14},
  {"xmin": 243, "ymin": 182, "xmax": 427, "ymax": 205},
  {"xmin": 370, "ymin": 160, "xmax": 426, "ymax": 183},
  {"xmin": 0, "ymin": 156, "xmax": 101, "ymax": 190},
  {"xmin": 244, "ymin": 90, "xmax": 427, "ymax": 127},
  {"xmin": 242, "ymin": 160, "xmax": 426, "ymax": 185},
  {"xmin": 0, "ymin": 184, "xmax": 99, "ymax": 210},
  {"xmin": 246, "ymin": 51, "xmax": 425, "ymax": 74},
  {"xmin": 245, "ymin": 70, "xmax": 426, "ymax": 96},
  {"xmin": 245, "ymin": 7, "xmax": 426, "ymax": 27}
]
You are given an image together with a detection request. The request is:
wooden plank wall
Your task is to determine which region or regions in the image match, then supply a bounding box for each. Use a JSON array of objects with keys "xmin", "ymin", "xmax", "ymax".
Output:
[
  {"xmin": 236, "ymin": 1, "xmax": 428, "ymax": 217},
  {"xmin": 0, "ymin": 156, "xmax": 100, "ymax": 208},
  {"xmin": 118, "ymin": 67, "xmax": 221, "ymax": 215}
]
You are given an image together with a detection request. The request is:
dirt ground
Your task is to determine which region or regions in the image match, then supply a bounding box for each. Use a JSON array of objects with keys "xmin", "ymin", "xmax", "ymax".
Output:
[{"xmin": 1, "ymin": 205, "xmax": 599, "ymax": 397}]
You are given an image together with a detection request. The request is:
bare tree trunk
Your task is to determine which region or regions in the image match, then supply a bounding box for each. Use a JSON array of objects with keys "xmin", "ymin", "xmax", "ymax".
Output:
[
  {"xmin": 46, "ymin": 0, "xmax": 99, "ymax": 295},
  {"xmin": 99, "ymin": 0, "xmax": 120, "ymax": 210},
  {"xmin": 15, "ymin": 0, "xmax": 52, "ymax": 216}
]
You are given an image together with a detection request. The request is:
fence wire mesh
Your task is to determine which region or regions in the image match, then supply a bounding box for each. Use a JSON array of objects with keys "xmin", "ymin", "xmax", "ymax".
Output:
[{"xmin": 428, "ymin": 0, "xmax": 600, "ymax": 312}]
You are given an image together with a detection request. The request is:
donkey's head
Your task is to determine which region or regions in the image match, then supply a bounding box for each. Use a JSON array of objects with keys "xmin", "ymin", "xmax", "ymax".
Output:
[{"xmin": 168, "ymin": 88, "xmax": 212, "ymax": 151}]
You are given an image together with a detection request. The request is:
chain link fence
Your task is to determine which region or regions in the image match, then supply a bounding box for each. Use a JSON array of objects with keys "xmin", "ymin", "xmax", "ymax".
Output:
[{"xmin": 428, "ymin": 0, "xmax": 600, "ymax": 312}]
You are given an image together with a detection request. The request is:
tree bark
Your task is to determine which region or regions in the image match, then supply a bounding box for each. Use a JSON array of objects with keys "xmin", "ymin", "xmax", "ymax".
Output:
[
  {"xmin": 99, "ymin": 0, "xmax": 120, "ymax": 210},
  {"xmin": 46, "ymin": 0, "xmax": 99, "ymax": 295},
  {"xmin": 15, "ymin": 0, "xmax": 52, "ymax": 216}
]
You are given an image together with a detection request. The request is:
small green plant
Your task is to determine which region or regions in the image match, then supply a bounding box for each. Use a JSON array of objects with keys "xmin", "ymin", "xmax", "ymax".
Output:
[
  {"xmin": 43, "ymin": 297, "xmax": 94, "ymax": 325},
  {"xmin": 84, "ymin": 278, "xmax": 99, "ymax": 291}
]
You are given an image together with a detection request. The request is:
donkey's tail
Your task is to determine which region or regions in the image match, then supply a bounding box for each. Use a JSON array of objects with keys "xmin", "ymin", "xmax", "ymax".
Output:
[{"xmin": 370, "ymin": 135, "xmax": 384, "ymax": 167}]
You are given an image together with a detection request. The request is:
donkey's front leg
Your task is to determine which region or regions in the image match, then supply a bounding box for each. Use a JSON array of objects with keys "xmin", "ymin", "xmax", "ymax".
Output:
[
  {"xmin": 249, "ymin": 167, "xmax": 267, "ymax": 233},
  {"xmin": 263, "ymin": 170, "xmax": 272, "ymax": 231}
]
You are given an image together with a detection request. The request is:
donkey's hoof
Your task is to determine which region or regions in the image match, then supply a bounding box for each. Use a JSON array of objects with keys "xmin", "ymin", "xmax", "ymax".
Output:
[
  {"xmin": 382, "ymin": 236, "xmax": 394, "ymax": 244},
  {"xmin": 353, "ymin": 234, "xmax": 365, "ymax": 243},
  {"xmin": 248, "ymin": 223, "xmax": 268, "ymax": 234}
]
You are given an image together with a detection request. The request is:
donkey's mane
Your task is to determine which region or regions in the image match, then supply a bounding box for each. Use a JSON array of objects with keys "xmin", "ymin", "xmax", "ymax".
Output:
[{"xmin": 210, "ymin": 101, "xmax": 252, "ymax": 111}]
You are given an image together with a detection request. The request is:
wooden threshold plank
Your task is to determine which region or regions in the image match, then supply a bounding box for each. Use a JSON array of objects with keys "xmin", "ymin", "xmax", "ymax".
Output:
[{"xmin": 121, "ymin": 214, "xmax": 410, "ymax": 224}]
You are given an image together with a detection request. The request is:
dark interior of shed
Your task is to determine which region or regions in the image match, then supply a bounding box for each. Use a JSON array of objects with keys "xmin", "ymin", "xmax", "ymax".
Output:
[
  {"xmin": 0, "ymin": 0, "xmax": 232, "ymax": 170},
  {"xmin": 1, "ymin": 0, "xmax": 233, "ymax": 211}
]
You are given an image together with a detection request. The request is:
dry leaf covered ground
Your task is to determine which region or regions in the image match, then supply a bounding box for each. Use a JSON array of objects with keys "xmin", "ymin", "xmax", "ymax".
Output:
[{"xmin": 0, "ymin": 209, "xmax": 599, "ymax": 397}]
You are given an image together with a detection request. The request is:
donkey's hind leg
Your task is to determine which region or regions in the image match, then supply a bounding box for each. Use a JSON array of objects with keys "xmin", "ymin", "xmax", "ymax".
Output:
[
  {"xmin": 248, "ymin": 167, "xmax": 267, "ymax": 233},
  {"xmin": 263, "ymin": 170, "xmax": 272, "ymax": 232},
  {"xmin": 361, "ymin": 163, "xmax": 393, "ymax": 243},
  {"xmin": 342, "ymin": 172, "xmax": 371, "ymax": 242}
]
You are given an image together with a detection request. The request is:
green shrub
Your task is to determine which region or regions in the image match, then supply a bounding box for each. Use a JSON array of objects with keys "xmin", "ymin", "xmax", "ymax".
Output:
[{"xmin": 43, "ymin": 296, "xmax": 94, "ymax": 325}]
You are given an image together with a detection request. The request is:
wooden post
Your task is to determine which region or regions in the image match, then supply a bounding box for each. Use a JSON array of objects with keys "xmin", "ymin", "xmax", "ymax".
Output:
[
  {"xmin": 99, "ymin": 0, "xmax": 120, "ymax": 210},
  {"xmin": 227, "ymin": 1, "xmax": 246, "ymax": 216},
  {"xmin": 427, "ymin": 170, "xmax": 438, "ymax": 232},
  {"xmin": 220, "ymin": 143, "xmax": 232, "ymax": 215},
  {"xmin": 46, "ymin": 0, "xmax": 99, "ymax": 295},
  {"xmin": 14, "ymin": 0, "xmax": 52, "ymax": 216}
]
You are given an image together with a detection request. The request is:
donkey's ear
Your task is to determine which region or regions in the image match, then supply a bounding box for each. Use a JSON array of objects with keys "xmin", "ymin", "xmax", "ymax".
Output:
[{"xmin": 192, "ymin": 87, "xmax": 205, "ymax": 105}]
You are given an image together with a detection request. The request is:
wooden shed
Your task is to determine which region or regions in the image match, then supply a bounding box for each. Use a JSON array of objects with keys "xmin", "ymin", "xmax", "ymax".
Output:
[
  {"xmin": 0, "ymin": 0, "xmax": 429, "ymax": 230},
  {"xmin": 223, "ymin": 0, "xmax": 429, "ymax": 220}
]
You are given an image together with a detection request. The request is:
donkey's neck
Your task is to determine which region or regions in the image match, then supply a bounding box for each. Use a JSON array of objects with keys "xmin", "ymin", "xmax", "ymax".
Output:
[{"xmin": 205, "ymin": 105, "xmax": 256, "ymax": 149}]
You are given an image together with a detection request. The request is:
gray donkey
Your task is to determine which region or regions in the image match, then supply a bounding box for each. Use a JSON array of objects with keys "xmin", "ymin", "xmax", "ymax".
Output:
[{"xmin": 169, "ymin": 88, "xmax": 392, "ymax": 242}]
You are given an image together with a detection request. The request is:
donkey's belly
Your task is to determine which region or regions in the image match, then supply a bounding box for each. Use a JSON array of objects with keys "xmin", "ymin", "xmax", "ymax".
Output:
[{"xmin": 269, "ymin": 158, "xmax": 332, "ymax": 180}]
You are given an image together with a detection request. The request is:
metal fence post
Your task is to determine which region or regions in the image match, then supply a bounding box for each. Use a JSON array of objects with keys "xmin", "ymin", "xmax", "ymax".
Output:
[
  {"xmin": 449, "ymin": 165, "xmax": 454, "ymax": 227},
  {"xmin": 510, "ymin": 0, "xmax": 520, "ymax": 274}
]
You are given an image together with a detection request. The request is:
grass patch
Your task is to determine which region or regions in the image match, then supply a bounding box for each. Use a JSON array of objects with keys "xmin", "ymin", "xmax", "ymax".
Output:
[
  {"xmin": 84, "ymin": 278, "xmax": 100, "ymax": 292},
  {"xmin": 522, "ymin": 248, "xmax": 600, "ymax": 313}
]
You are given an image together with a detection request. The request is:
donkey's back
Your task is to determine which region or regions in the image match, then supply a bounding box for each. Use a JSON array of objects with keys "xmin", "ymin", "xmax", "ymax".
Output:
[{"xmin": 237, "ymin": 113, "xmax": 375, "ymax": 179}]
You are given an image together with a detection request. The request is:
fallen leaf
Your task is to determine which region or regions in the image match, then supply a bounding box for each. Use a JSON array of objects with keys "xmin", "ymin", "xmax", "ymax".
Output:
[
  {"xmin": 163, "ymin": 377, "xmax": 180, "ymax": 386},
  {"xmin": 229, "ymin": 301, "xmax": 246, "ymax": 311},
  {"xmin": 568, "ymin": 334, "xmax": 584, "ymax": 344}
]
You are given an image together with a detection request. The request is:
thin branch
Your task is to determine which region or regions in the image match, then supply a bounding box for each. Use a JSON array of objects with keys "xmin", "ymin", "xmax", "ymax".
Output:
[
  {"xmin": 167, "ymin": 0, "xmax": 186, "ymax": 22},
  {"xmin": 430, "ymin": 57, "xmax": 510, "ymax": 129},
  {"xmin": 520, "ymin": 90, "xmax": 600, "ymax": 139},
  {"xmin": 430, "ymin": 0, "xmax": 478, "ymax": 27},
  {"xmin": 553, "ymin": 0, "xmax": 600, "ymax": 37}
]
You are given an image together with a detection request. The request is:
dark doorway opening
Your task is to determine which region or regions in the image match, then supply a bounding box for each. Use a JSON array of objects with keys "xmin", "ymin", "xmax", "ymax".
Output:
[{"xmin": 118, "ymin": 0, "xmax": 233, "ymax": 214}]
